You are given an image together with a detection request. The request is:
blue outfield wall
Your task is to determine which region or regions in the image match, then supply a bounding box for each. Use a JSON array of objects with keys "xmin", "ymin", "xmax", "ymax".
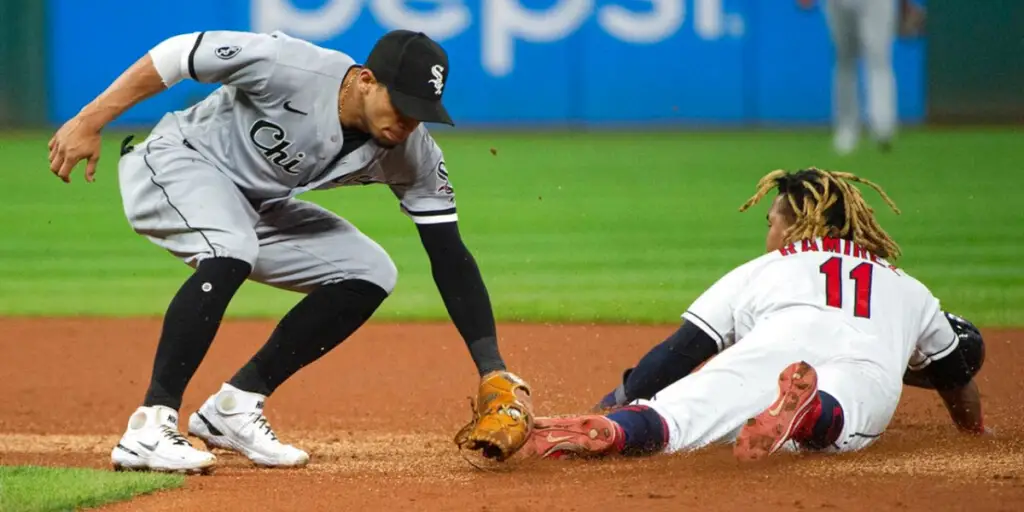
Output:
[{"xmin": 48, "ymin": 0, "xmax": 925, "ymax": 127}]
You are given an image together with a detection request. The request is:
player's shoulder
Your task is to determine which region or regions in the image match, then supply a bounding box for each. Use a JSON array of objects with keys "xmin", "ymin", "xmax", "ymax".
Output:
[
  {"xmin": 715, "ymin": 250, "xmax": 782, "ymax": 284},
  {"xmin": 263, "ymin": 30, "xmax": 356, "ymax": 79},
  {"xmin": 382, "ymin": 125, "xmax": 442, "ymax": 172},
  {"xmin": 731, "ymin": 239, "xmax": 836, "ymax": 281},
  {"xmin": 741, "ymin": 249, "xmax": 788, "ymax": 271},
  {"xmin": 892, "ymin": 266, "xmax": 936, "ymax": 301}
]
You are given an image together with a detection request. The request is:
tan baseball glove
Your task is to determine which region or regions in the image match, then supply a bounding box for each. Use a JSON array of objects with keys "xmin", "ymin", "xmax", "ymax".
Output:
[{"xmin": 454, "ymin": 371, "xmax": 534, "ymax": 462}]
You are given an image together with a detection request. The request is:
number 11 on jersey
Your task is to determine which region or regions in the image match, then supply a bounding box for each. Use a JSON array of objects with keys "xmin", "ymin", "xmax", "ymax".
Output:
[{"xmin": 820, "ymin": 256, "xmax": 874, "ymax": 318}]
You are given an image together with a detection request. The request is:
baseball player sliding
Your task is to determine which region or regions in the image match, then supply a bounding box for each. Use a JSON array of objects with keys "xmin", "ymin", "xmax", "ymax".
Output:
[
  {"xmin": 47, "ymin": 30, "xmax": 533, "ymax": 473},
  {"xmin": 527, "ymin": 168, "xmax": 987, "ymax": 461}
]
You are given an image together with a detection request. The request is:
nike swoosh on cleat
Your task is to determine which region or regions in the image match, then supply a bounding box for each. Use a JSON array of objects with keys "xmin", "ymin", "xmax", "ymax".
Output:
[
  {"xmin": 196, "ymin": 412, "xmax": 225, "ymax": 436},
  {"xmin": 138, "ymin": 440, "xmax": 159, "ymax": 452},
  {"xmin": 767, "ymin": 397, "xmax": 786, "ymax": 417},
  {"xmin": 545, "ymin": 434, "xmax": 575, "ymax": 444},
  {"xmin": 116, "ymin": 443, "xmax": 141, "ymax": 457}
]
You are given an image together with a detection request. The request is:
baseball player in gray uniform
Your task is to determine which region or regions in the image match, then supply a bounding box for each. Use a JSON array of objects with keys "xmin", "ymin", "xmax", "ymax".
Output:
[
  {"xmin": 47, "ymin": 30, "xmax": 535, "ymax": 473},
  {"xmin": 802, "ymin": 0, "xmax": 912, "ymax": 154}
]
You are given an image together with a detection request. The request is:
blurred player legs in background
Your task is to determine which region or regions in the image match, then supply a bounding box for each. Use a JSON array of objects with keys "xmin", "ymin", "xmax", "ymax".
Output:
[{"xmin": 816, "ymin": 0, "xmax": 921, "ymax": 155}]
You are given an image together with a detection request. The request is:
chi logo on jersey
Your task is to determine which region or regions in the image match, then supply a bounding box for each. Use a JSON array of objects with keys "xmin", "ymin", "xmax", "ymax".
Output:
[
  {"xmin": 215, "ymin": 45, "xmax": 242, "ymax": 60},
  {"xmin": 428, "ymin": 65, "xmax": 445, "ymax": 96},
  {"xmin": 249, "ymin": 120, "xmax": 305, "ymax": 175}
]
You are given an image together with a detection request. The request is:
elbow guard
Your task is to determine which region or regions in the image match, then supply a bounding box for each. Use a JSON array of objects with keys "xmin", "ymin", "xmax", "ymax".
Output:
[{"xmin": 904, "ymin": 311, "xmax": 985, "ymax": 390}]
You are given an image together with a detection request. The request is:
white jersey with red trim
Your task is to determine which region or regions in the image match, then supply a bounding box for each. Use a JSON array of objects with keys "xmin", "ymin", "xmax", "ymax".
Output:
[{"xmin": 681, "ymin": 236, "xmax": 958, "ymax": 378}]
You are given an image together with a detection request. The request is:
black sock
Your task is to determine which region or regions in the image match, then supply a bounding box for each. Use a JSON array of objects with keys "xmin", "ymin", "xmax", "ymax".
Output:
[
  {"xmin": 229, "ymin": 279, "xmax": 388, "ymax": 396},
  {"xmin": 467, "ymin": 336, "xmax": 506, "ymax": 376},
  {"xmin": 143, "ymin": 257, "xmax": 252, "ymax": 410}
]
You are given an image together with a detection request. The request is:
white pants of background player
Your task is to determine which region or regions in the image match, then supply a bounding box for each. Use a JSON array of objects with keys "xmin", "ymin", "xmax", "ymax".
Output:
[
  {"xmin": 825, "ymin": 0, "xmax": 898, "ymax": 153},
  {"xmin": 635, "ymin": 312, "xmax": 902, "ymax": 454}
]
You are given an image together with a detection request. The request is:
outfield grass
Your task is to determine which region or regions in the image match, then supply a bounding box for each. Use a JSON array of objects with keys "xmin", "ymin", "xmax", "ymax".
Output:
[
  {"xmin": 0, "ymin": 128, "xmax": 1021, "ymax": 325},
  {"xmin": 0, "ymin": 466, "xmax": 182, "ymax": 511}
]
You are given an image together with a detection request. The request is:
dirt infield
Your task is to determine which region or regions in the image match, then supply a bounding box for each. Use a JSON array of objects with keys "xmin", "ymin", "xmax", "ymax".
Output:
[{"xmin": 1, "ymin": 319, "xmax": 1023, "ymax": 511}]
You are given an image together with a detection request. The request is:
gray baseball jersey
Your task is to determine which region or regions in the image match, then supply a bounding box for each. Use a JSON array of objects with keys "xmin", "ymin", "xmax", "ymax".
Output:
[
  {"xmin": 150, "ymin": 30, "xmax": 455, "ymax": 219},
  {"xmin": 118, "ymin": 30, "xmax": 456, "ymax": 293}
]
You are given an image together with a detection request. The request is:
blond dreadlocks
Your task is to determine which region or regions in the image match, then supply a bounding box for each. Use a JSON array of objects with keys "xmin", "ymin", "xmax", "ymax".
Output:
[{"xmin": 739, "ymin": 167, "xmax": 903, "ymax": 260}]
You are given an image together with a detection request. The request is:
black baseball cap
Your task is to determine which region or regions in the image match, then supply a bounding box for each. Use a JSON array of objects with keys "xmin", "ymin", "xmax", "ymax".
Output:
[{"xmin": 365, "ymin": 30, "xmax": 454, "ymax": 126}]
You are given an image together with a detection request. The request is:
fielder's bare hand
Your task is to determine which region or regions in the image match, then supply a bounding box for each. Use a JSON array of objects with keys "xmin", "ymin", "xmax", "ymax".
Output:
[
  {"xmin": 47, "ymin": 52, "xmax": 168, "ymax": 184},
  {"xmin": 49, "ymin": 116, "xmax": 103, "ymax": 183}
]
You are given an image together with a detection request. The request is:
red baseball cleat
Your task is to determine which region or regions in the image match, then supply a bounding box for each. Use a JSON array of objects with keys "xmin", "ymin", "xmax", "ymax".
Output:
[
  {"xmin": 734, "ymin": 361, "xmax": 820, "ymax": 462},
  {"xmin": 527, "ymin": 415, "xmax": 622, "ymax": 459}
]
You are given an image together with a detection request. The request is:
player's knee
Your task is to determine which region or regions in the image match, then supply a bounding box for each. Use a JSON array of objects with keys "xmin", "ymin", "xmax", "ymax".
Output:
[
  {"xmin": 318, "ymin": 242, "xmax": 397, "ymax": 295},
  {"xmin": 195, "ymin": 232, "xmax": 259, "ymax": 268},
  {"xmin": 159, "ymin": 231, "xmax": 259, "ymax": 270},
  {"xmin": 834, "ymin": 43, "xmax": 857, "ymax": 63},
  {"xmin": 863, "ymin": 44, "xmax": 892, "ymax": 71},
  {"xmin": 802, "ymin": 391, "xmax": 845, "ymax": 450},
  {"xmin": 361, "ymin": 248, "xmax": 398, "ymax": 295}
]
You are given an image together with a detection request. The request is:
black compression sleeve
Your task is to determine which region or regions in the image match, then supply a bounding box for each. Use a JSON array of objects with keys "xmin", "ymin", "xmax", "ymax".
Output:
[{"xmin": 416, "ymin": 221, "xmax": 504, "ymax": 375}]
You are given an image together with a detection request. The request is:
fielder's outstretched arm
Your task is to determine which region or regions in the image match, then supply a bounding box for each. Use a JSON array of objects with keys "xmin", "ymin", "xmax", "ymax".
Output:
[
  {"xmin": 385, "ymin": 125, "xmax": 507, "ymax": 377},
  {"xmin": 416, "ymin": 221, "xmax": 505, "ymax": 376}
]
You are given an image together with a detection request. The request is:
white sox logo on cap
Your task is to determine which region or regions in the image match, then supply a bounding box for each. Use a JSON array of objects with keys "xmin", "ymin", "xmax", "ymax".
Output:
[
  {"xmin": 366, "ymin": 30, "xmax": 454, "ymax": 125},
  {"xmin": 429, "ymin": 65, "xmax": 445, "ymax": 96}
]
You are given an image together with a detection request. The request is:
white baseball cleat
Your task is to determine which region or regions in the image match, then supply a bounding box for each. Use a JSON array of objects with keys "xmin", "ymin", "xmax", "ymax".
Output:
[
  {"xmin": 188, "ymin": 383, "xmax": 309, "ymax": 468},
  {"xmin": 833, "ymin": 128, "xmax": 858, "ymax": 156},
  {"xmin": 111, "ymin": 405, "xmax": 216, "ymax": 474}
]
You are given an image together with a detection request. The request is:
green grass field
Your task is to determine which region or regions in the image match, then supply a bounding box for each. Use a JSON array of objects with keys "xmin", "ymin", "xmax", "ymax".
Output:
[
  {"xmin": 0, "ymin": 466, "xmax": 182, "ymax": 511},
  {"xmin": 1, "ymin": 128, "xmax": 1021, "ymax": 325}
]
